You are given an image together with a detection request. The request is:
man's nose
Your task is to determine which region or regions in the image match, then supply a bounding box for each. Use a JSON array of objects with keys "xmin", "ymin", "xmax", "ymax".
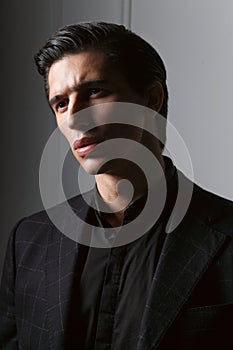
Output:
[
  {"xmin": 67, "ymin": 97, "xmax": 91, "ymax": 130},
  {"xmin": 70, "ymin": 93, "xmax": 87, "ymax": 113}
]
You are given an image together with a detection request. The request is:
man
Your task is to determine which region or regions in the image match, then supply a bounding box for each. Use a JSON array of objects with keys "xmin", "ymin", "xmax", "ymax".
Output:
[{"xmin": 0, "ymin": 22, "xmax": 232, "ymax": 350}]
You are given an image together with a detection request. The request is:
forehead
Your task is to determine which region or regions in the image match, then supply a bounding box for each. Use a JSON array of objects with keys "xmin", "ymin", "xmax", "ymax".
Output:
[{"xmin": 48, "ymin": 51, "xmax": 117, "ymax": 97}]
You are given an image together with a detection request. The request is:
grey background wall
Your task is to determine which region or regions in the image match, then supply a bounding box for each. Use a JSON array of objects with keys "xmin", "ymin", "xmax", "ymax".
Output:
[
  {"xmin": 131, "ymin": 0, "xmax": 233, "ymax": 200},
  {"xmin": 1, "ymin": 0, "xmax": 233, "ymax": 277},
  {"xmin": 1, "ymin": 0, "xmax": 62, "ymax": 277}
]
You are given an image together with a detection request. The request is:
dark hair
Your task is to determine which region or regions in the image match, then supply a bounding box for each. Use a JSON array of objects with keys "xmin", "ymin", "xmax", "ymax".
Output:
[{"xmin": 34, "ymin": 22, "xmax": 168, "ymax": 121}]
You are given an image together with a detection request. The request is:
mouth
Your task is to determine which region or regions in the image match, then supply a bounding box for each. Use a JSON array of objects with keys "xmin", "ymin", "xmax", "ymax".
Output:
[{"xmin": 73, "ymin": 137, "xmax": 103, "ymax": 156}]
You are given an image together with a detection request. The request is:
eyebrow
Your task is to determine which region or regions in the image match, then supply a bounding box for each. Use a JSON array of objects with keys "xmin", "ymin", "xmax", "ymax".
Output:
[{"xmin": 49, "ymin": 79, "xmax": 108, "ymax": 107}]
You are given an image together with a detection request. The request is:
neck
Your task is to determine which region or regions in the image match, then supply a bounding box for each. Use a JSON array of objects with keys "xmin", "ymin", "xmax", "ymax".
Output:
[{"xmin": 95, "ymin": 155, "xmax": 165, "ymax": 226}]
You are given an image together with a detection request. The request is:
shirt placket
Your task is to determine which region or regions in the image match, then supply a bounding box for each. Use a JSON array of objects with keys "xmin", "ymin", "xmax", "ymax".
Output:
[{"xmin": 94, "ymin": 247, "xmax": 125, "ymax": 350}]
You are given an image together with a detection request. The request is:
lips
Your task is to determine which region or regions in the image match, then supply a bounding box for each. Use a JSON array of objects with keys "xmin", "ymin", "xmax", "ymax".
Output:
[{"xmin": 73, "ymin": 137, "xmax": 103, "ymax": 156}]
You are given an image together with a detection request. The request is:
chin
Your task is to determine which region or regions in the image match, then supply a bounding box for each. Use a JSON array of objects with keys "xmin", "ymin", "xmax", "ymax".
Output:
[{"xmin": 81, "ymin": 157, "xmax": 107, "ymax": 175}]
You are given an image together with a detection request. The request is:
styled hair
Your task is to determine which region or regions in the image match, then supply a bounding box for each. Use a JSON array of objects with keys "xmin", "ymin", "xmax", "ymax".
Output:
[{"xmin": 34, "ymin": 22, "xmax": 168, "ymax": 121}]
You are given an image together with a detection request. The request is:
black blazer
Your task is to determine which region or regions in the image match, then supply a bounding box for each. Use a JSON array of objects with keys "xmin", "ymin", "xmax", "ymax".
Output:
[{"xmin": 0, "ymin": 180, "xmax": 233, "ymax": 350}]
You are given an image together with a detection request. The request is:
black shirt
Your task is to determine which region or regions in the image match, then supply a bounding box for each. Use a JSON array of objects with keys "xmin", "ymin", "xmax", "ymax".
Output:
[{"xmin": 75, "ymin": 158, "xmax": 177, "ymax": 350}]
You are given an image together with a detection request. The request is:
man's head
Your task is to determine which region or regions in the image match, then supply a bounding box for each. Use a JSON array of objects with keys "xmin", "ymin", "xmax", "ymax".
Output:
[
  {"xmin": 34, "ymin": 22, "xmax": 168, "ymax": 120},
  {"xmin": 34, "ymin": 22, "xmax": 168, "ymax": 174}
]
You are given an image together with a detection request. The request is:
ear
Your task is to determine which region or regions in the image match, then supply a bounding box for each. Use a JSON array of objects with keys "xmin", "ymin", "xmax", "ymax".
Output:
[{"xmin": 146, "ymin": 81, "xmax": 164, "ymax": 112}]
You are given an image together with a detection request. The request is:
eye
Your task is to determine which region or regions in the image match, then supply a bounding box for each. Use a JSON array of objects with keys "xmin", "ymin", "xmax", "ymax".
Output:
[
  {"xmin": 88, "ymin": 88, "xmax": 105, "ymax": 97},
  {"xmin": 56, "ymin": 99, "xmax": 68, "ymax": 112}
]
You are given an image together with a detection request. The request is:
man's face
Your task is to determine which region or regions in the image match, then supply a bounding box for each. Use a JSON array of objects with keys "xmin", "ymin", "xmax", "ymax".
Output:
[{"xmin": 48, "ymin": 51, "xmax": 152, "ymax": 174}]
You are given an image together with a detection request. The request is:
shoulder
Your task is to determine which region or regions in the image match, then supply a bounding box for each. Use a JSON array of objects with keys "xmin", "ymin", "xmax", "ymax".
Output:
[
  {"xmin": 188, "ymin": 181, "xmax": 233, "ymax": 236},
  {"xmin": 165, "ymin": 158, "xmax": 233, "ymax": 237},
  {"xmin": 12, "ymin": 190, "xmax": 94, "ymax": 245}
]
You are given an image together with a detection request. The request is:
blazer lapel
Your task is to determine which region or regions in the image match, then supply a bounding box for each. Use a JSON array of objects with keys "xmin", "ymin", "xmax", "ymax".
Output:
[
  {"xmin": 45, "ymin": 192, "xmax": 94, "ymax": 349},
  {"xmin": 137, "ymin": 213, "xmax": 226, "ymax": 350}
]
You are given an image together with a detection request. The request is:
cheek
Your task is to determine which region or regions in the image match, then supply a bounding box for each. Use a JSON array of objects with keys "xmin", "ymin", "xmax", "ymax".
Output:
[
  {"xmin": 56, "ymin": 118, "xmax": 65, "ymax": 134},
  {"xmin": 57, "ymin": 120, "xmax": 74, "ymax": 146},
  {"xmin": 60, "ymin": 126, "xmax": 71, "ymax": 141}
]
